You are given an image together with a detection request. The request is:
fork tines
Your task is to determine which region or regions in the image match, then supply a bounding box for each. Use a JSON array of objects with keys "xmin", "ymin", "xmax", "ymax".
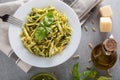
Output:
[{"xmin": 8, "ymin": 15, "xmax": 23, "ymax": 26}]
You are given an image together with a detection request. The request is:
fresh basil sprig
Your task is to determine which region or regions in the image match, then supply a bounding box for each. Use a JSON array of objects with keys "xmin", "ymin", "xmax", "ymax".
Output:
[
  {"xmin": 35, "ymin": 12, "xmax": 54, "ymax": 41},
  {"xmin": 97, "ymin": 76, "xmax": 111, "ymax": 80},
  {"xmin": 72, "ymin": 63, "xmax": 112, "ymax": 80},
  {"xmin": 83, "ymin": 70, "xmax": 97, "ymax": 78},
  {"xmin": 72, "ymin": 63, "xmax": 81, "ymax": 80},
  {"xmin": 35, "ymin": 27, "xmax": 47, "ymax": 41},
  {"xmin": 44, "ymin": 12, "xmax": 54, "ymax": 26}
]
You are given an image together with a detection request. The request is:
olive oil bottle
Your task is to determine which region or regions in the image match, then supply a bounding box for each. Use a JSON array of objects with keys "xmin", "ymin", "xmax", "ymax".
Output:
[{"xmin": 91, "ymin": 38, "xmax": 117, "ymax": 70}]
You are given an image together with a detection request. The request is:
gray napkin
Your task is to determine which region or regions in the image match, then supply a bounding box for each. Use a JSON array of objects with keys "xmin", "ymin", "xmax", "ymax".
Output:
[
  {"xmin": 0, "ymin": 0, "xmax": 102, "ymax": 72},
  {"xmin": 0, "ymin": 0, "xmax": 32, "ymax": 73}
]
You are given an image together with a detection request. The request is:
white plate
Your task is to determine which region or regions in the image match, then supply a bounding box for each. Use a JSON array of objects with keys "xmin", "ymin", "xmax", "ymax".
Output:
[{"xmin": 9, "ymin": 0, "xmax": 81, "ymax": 68}]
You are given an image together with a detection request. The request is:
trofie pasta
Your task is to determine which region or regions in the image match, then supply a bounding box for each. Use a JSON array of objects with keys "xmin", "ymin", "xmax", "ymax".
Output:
[{"xmin": 21, "ymin": 6, "xmax": 72, "ymax": 57}]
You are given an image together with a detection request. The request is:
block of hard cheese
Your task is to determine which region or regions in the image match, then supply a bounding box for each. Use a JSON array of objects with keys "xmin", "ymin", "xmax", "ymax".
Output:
[
  {"xmin": 100, "ymin": 5, "xmax": 112, "ymax": 18},
  {"xmin": 100, "ymin": 17, "xmax": 112, "ymax": 32}
]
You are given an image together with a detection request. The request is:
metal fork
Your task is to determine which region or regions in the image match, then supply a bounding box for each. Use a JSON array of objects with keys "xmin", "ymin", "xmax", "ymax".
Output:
[{"xmin": 0, "ymin": 14, "xmax": 23, "ymax": 26}]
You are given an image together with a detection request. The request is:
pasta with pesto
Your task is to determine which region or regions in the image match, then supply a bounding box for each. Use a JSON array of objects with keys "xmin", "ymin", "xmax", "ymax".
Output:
[{"xmin": 21, "ymin": 6, "xmax": 72, "ymax": 57}]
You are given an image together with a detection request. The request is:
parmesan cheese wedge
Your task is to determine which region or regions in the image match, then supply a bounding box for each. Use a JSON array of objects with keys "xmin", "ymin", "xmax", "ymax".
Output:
[
  {"xmin": 100, "ymin": 17, "xmax": 112, "ymax": 32},
  {"xmin": 100, "ymin": 5, "xmax": 113, "ymax": 18}
]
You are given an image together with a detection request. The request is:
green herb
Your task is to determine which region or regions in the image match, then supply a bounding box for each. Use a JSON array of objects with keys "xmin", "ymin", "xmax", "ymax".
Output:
[
  {"xmin": 44, "ymin": 12, "xmax": 54, "ymax": 26},
  {"xmin": 72, "ymin": 63, "xmax": 80, "ymax": 80},
  {"xmin": 83, "ymin": 70, "xmax": 97, "ymax": 78},
  {"xmin": 72, "ymin": 63, "xmax": 112, "ymax": 80},
  {"xmin": 40, "ymin": 21, "xmax": 45, "ymax": 27},
  {"xmin": 35, "ymin": 27, "xmax": 47, "ymax": 41},
  {"xmin": 97, "ymin": 76, "xmax": 112, "ymax": 80},
  {"xmin": 30, "ymin": 73, "xmax": 57, "ymax": 80},
  {"xmin": 35, "ymin": 12, "xmax": 54, "ymax": 41},
  {"xmin": 45, "ymin": 27, "xmax": 53, "ymax": 33}
]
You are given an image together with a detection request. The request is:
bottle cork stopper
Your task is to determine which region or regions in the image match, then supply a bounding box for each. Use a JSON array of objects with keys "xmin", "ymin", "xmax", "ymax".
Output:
[{"xmin": 103, "ymin": 39, "xmax": 117, "ymax": 52}]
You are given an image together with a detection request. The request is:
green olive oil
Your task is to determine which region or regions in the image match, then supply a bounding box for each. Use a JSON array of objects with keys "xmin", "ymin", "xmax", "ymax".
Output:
[{"xmin": 91, "ymin": 39, "xmax": 117, "ymax": 70}]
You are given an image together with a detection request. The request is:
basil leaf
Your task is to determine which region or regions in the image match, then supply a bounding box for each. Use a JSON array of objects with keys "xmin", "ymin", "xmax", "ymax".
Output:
[
  {"xmin": 46, "ymin": 27, "xmax": 53, "ymax": 33},
  {"xmin": 83, "ymin": 70, "xmax": 97, "ymax": 78},
  {"xmin": 40, "ymin": 21, "xmax": 45, "ymax": 27},
  {"xmin": 47, "ymin": 12, "xmax": 54, "ymax": 17},
  {"xmin": 97, "ymin": 76, "xmax": 111, "ymax": 80},
  {"xmin": 35, "ymin": 27, "xmax": 47, "ymax": 41},
  {"xmin": 72, "ymin": 63, "xmax": 80, "ymax": 80},
  {"xmin": 34, "ymin": 12, "xmax": 54, "ymax": 41},
  {"xmin": 44, "ymin": 12, "xmax": 54, "ymax": 26}
]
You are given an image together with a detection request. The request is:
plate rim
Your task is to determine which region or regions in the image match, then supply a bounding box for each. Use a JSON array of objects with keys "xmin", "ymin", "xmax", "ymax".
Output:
[{"xmin": 9, "ymin": 0, "xmax": 81, "ymax": 68}]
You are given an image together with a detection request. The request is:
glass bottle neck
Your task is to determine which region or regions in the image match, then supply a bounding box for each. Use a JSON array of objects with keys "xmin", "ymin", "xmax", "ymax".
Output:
[{"xmin": 102, "ymin": 44, "xmax": 113, "ymax": 56}]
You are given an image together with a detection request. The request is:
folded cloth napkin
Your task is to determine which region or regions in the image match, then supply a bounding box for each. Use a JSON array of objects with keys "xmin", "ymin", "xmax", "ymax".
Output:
[
  {"xmin": 0, "ymin": 0, "xmax": 102, "ymax": 72},
  {"xmin": 0, "ymin": 0, "xmax": 32, "ymax": 73}
]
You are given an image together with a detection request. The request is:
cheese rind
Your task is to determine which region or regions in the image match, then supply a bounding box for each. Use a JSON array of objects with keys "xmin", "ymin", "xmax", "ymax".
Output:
[
  {"xmin": 100, "ymin": 17, "xmax": 112, "ymax": 32},
  {"xmin": 100, "ymin": 5, "xmax": 112, "ymax": 18}
]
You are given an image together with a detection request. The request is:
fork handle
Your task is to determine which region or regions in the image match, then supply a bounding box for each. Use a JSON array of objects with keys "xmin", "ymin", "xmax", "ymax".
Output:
[{"xmin": 0, "ymin": 14, "xmax": 9, "ymax": 22}]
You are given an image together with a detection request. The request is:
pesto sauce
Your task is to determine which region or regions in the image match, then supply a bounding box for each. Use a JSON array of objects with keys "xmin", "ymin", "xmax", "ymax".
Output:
[{"xmin": 31, "ymin": 73, "xmax": 57, "ymax": 80}]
